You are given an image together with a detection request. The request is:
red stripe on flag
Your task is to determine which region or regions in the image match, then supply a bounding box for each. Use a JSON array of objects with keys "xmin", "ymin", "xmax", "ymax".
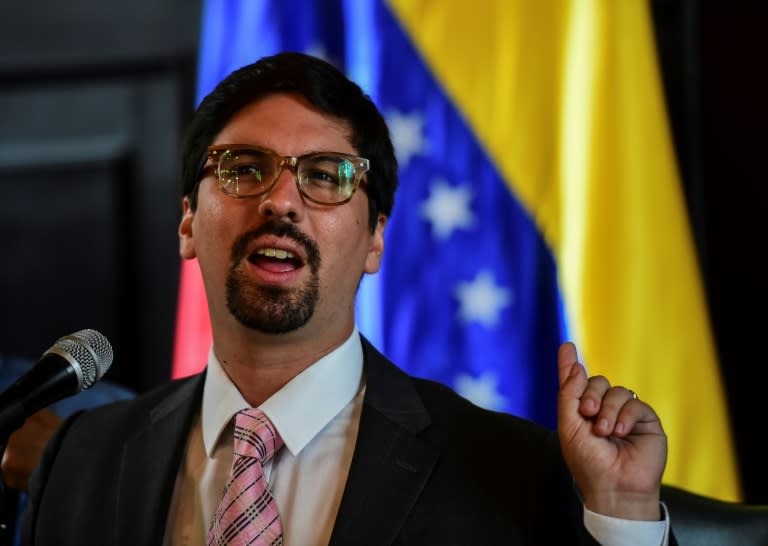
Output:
[{"xmin": 172, "ymin": 258, "xmax": 211, "ymax": 378}]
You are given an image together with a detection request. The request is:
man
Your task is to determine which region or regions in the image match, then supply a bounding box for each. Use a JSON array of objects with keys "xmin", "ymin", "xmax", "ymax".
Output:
[{"xmin": 21, "ymin": 52, "xmax": 672, "ymax": 545}]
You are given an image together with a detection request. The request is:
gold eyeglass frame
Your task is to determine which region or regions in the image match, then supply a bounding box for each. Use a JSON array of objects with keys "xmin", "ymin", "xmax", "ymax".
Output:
[{"xmin": 202, "ymin": 144, "xmax": 370, "ymax": 206}]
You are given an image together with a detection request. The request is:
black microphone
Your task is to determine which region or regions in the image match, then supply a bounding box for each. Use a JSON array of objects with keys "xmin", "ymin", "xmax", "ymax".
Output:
[{"xmin": 0, "ymin": 329, "xmax": 113, "ymax": 440}]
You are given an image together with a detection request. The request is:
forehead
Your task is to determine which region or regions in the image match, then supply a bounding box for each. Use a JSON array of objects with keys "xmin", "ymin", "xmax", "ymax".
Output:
[{"xmin": 213, "ymin": 93, "xmax": 356, "ymax": 156}]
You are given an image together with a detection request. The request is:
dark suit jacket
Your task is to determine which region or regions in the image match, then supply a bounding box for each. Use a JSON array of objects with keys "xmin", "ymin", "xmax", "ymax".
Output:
[{"xmin": 22, "ymin": 338, "xmax": 610, "ymax": 545}]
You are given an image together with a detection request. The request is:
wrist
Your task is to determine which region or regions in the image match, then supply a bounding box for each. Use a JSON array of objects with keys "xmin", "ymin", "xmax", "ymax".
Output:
[{"xmin": 584, "ymin": 491, "xmax": 662, "ymax": 520}]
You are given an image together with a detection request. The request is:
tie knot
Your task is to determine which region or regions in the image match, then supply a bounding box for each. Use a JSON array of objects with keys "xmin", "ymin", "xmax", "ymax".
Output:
[{"xmin": 233, "ymin": 408, "xmax": 283, "ymax": 463}]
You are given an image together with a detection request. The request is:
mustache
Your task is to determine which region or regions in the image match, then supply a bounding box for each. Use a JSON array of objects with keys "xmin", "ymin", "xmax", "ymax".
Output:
[{"xmin": 230, "ymin": 221, "xmax": 321, "ymax": 273}]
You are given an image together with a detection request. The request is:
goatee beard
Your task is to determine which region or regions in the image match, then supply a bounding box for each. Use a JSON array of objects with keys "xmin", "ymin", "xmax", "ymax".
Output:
[{"xmin": 225, "ymin": 222, "xmax": 321, "ymax": 333}]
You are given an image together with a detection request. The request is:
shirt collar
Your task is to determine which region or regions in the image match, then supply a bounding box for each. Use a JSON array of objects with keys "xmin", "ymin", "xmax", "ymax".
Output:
[{"xmin": 202, "ymin": 327, "xmax": 364, "ymax": 457}]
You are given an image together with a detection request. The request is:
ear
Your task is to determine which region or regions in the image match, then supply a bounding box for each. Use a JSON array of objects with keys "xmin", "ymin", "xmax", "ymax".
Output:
[
  {"xmin": 364, "ymin": 214, "xmax": 387, "ymax": 274},
  {"xmin": 179, "ymin": 197, "xmax": 197, "ymax": 259}
]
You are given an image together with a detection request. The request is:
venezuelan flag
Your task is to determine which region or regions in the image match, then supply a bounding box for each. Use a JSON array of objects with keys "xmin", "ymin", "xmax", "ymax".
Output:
[{"xmin": 173, "ymin": 0, "xmax": 740, "ymax": 501}]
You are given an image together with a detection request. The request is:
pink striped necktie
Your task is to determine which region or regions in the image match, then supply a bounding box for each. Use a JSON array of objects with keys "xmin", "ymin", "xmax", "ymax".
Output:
[{"xmin": 207, "ymin": 408, "xmax": 284, "ymax": 546}]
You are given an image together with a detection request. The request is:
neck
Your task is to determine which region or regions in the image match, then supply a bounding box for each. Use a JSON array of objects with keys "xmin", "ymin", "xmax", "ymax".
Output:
[{"xmin": 211, "ymin": 322, "xmax": 354, "ymax": 406}]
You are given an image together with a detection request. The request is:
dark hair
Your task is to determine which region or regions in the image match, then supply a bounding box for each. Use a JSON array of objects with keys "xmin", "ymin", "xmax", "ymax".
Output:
[{"xmin": 180, "ymin": 51, "xmax": 398, "ymax": 232}]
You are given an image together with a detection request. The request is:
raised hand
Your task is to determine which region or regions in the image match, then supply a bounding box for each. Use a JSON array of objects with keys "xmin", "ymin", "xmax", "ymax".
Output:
[{"xmin": 556, "ymin": 342, "xmax": 667, "ymax": 520}]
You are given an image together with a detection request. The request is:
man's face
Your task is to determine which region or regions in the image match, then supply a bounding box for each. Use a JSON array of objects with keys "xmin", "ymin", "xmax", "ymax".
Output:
[{"xmin": 179, "ymin": 93, "xmax": 386, "ymax": 341}]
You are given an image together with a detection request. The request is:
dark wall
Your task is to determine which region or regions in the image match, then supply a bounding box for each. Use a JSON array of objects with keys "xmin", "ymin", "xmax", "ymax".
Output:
[
  {"xmin": 0, "ymin": 0, "xmax": 201, "ymax": 392},
  {"xmin": 698, "ymin": 2, "xmax": 767, "ymax": 505},
  {"xmin": 0, "ymin": 0, "xmax": 766, "ymax": 502}
]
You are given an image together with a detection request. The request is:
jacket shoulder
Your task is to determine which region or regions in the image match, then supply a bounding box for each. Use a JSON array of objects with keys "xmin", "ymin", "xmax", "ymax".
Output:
[{"xmin": 62, "ymin": 373, "xmax": 203, "ymax": 429}]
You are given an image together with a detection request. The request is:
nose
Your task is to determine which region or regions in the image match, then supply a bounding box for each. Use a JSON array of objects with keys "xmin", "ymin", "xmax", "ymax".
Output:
[{"xmin": 256, "ymin": 166, "xmax": 305, "ymax": 221}]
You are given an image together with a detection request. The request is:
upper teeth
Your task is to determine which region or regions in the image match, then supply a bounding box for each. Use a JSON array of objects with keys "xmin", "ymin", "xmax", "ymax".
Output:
[{"xmin": 256, "ymin": 248, "xmax": 294, "ymax": 259}]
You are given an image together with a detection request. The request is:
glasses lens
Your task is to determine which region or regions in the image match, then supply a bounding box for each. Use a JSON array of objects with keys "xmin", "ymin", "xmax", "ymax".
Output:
[
  {"xmin": 218, "ymin": 149, "xmax": 275, "ymax": 196},
  {"xmin": 298, "ymin": 155, "xmax": 357, "ymax": 204}
]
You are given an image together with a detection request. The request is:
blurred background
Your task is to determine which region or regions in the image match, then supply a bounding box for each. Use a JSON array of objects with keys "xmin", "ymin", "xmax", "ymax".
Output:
[{"xmin": 1, "ymin": 0, "xmax": 766, "ymax": 503}]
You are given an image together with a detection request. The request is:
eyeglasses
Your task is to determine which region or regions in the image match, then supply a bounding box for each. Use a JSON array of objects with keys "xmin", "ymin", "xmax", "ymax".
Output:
[{"xmin": 204, "ymin": 144, "xmax": 370, "ymax": 206}]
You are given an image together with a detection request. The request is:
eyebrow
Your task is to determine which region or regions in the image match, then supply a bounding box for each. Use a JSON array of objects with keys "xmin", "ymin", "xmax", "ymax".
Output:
[{"xmin": 208, "ymin": 144, "xmax": 358, "ymax": 157}]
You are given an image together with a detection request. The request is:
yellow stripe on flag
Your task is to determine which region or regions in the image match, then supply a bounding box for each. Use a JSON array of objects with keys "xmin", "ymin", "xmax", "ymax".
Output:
[{"xmin": 387, "ymin": 0, "xmax": 740, "ymax": 501}]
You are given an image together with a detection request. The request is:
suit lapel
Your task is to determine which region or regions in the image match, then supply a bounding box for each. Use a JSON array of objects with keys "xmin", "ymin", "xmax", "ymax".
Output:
[
  {"xmin": 105, "ymin": 342, "xmax": 436, "ymax": 545},
  {"xmin": 114, "ymin": 374, "xmax": 204, "ymax": 546},
  {"xmin": 330, "ymin": 339, "xmax": 439, "ymax": 546}
]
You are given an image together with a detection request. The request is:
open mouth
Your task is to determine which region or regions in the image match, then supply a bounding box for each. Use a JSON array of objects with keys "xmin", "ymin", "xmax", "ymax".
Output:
[
  {"xmin": 232, "ymin": 222, "xmax": 321, "ymax": 279},
  {"xmin": 247, "ymin": 247, "xmax": 304, "ymax": 273}
]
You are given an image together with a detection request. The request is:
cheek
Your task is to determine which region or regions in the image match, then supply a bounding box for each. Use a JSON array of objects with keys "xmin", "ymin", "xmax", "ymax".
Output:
[
  {"xmin": 193, "ymin": 198, "xmax": 238, "ymax": 262},
  {"xmin": 201, "ymin": 187, "xmax": 228, "ymax": 222},
  {"xmin": 315, "ymin": 212, "xmax": 370, "ymax": 274}
]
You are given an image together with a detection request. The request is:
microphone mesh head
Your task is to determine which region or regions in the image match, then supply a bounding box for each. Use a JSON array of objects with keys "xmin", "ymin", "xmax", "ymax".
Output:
[{"xmin": 52, "ymin": 329, "xmax": 114, "ymax": 389}]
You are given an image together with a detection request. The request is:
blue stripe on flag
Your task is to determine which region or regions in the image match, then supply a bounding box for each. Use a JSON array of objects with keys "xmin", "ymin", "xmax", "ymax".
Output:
[{"xmin": 196, "ymin": 0, "xmax": 348, "ymax": 104}]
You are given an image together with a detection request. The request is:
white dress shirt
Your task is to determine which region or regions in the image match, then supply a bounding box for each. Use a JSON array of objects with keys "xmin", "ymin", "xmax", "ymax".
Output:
[
  {"xmin": 163, "ymin": 327, "xmax": 668, "ymax": 545},
  {"xmin": 164, "ymin": 329, "xmax": 364, "ymax": 546}
]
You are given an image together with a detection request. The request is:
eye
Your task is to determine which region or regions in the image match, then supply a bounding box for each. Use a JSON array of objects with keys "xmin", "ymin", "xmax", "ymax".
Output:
[
  {"xmin": 233, "ymin": 164, "xmax": 264, "ymax": 181},
  {"xmin": 221, "ymin": 150, "xmax": 275, "ymax": 183},
  {"xmin": 301, "ymin": 155, "xmax": 358, "ymax": 187},
  {"xmin": 305, "ymin": 168, "xmax": 340, "ymax": 186}
]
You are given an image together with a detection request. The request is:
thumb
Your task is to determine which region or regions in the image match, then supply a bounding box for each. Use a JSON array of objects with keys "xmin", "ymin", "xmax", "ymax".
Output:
[
  {"xmin": 557, "ymin": 342, "xmax": 587, "ymax": 427},
  {"xmin": 557, "ymin": 341, "xmax": 580, "ymax": 387}
]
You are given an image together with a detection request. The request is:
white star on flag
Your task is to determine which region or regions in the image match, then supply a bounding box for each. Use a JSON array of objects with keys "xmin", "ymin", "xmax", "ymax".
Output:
[
  {"xmin": 420, "ymin": 179, "xmax": 475, "ymax": 240},
  {"xmin": 386, "ymin": 109, "xmax": 428, "ymax": 168},
  {"xmin": 454, "ymin": 270, "xmax": 513, "ymax": 327},
  {"xmin": 454, "ymin": 371, "xmax": 509, "ymax": 411}
]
